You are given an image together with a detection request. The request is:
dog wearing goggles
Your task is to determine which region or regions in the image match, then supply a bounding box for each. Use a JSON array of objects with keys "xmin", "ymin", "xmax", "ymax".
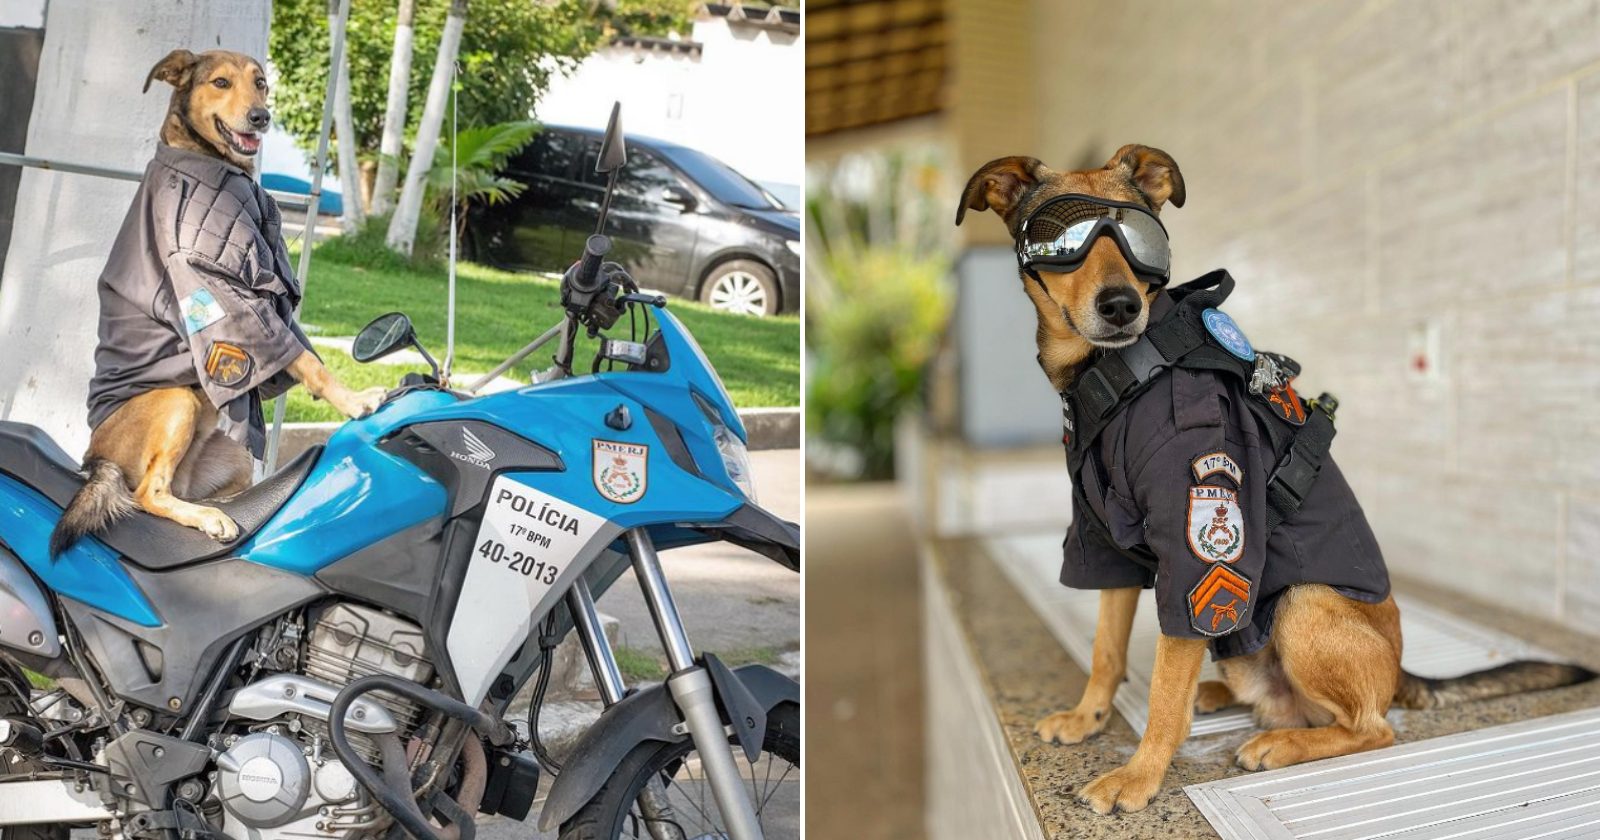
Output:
[
  {"xmin": 957, "ymin": 146, "xmax": 1183, "ymax": 392},
  {"xmin": 956, "ymin": 146, "xmax": 1595, "ymax": 817}
]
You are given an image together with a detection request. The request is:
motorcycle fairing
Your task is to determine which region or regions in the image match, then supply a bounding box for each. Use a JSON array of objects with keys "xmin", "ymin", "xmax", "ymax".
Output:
[
  {"xmin": 64, "ymin": 556, "xmax": 323, "ymax": 713},
  {"xmin": 237, "ymin": 389, "xmax": 456, "ymax": 575},
  {"xmin": 0, "ymin": 474, "xmax": 159, "ymax": 627}
]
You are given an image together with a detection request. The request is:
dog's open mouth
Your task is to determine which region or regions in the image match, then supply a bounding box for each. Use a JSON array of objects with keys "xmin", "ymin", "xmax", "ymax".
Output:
[{"xmin": 215, "ymin": 117, "xmax": 262, "ymax": 156}]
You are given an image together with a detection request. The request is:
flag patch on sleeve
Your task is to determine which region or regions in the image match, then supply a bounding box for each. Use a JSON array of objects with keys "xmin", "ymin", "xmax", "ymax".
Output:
[
  {"xmin": 179, "ymin": 288, "xmax": 227, "ymax": 335},
  {"xmin": 1191, "ymin": 451, "xmax": 1242, "ymax": 484},
  {"xmin": 1187, "ymin": 485, "xmax": 1243, "ymax": 564}
]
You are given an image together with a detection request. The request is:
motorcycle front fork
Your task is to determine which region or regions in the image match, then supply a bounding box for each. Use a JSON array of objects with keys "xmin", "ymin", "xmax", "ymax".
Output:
[{"xmin": 565, "ymin": 528, "xmax": 765, "ymax": 840}]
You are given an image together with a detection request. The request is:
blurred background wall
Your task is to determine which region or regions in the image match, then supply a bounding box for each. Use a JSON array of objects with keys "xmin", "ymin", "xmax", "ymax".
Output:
[{"xmin": 1003, "ymin": 0, "xmax": 1600, "ymax": 633}]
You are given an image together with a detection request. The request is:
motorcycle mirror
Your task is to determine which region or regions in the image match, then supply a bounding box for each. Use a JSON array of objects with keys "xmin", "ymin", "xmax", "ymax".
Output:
[
  {"xmin": 595, "ymin": 101, "xmax": 627, "ymax": 174},
  {"xmin": 353, "ymin": 312, "xmax": 416, "ymax": 363}
]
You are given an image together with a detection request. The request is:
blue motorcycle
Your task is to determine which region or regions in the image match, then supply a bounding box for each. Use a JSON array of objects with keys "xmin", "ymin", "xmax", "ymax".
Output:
[{"xmin": 0, "ymin": 108, "xmax": 798, "ymax": 840}]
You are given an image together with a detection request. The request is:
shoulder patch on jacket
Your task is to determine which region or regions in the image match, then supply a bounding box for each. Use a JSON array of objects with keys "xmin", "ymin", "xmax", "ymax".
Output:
[
  {"xmin": 1187, "ymin": 485, "xmax": 1243, "ymax": 563},
  {"xmin": 1191, "ymin": 451, "xmax": 1241, "ymax": 485},
  {"xmin": 205, "ymin": 341, "xmax": 253, "ymax": 387},
  {"xmin": 1189, "ymin": 564, "xmax": 1251, "ymax": 636}
]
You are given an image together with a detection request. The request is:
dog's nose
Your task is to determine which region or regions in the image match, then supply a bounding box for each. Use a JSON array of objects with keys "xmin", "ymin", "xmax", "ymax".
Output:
[
  {"xmin": 1095, "ymin": 286, "xmax": 1142, "ymax": 327},
  {"xmin": 247, "ymin": 108, "xmax": 271, "ymax": 130}
]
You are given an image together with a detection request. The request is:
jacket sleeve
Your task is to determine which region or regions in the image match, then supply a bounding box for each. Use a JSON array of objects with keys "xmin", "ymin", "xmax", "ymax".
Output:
[
  {"xmin": 160, "ymin": 251, "xmax": 309, "ymax": 410},
  {"xmin": 1129, "ymin": 426, "xmax": 1269, "ymax": 641}
]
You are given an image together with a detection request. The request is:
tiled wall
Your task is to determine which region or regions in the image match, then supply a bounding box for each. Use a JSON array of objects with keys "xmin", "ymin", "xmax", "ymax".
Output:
[{"xmin": 1022, "ymin": 0, "xmax": 1600, "ymax": 631}]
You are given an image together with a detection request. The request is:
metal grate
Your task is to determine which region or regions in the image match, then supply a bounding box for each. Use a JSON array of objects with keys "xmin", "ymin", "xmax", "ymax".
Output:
[
  {"xmin": 1185, "ymin": 707, "xmax": 1600, "ymax": 840},
  {"xmin": 988, "ymin": 534, "xmax": 1562, "ymax": 737}
]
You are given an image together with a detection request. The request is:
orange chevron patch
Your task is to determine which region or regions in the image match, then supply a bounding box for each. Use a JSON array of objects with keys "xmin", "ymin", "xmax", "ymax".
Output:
[
  {"xmin": 1187, "ymin": 564, "xmax": 1252, "ymax": 636},
  {"xmin": 204, "ymin": 341, "xmax": 253, "ymax": 387}
]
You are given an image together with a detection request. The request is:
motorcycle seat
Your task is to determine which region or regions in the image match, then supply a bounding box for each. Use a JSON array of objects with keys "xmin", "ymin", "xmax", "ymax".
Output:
[{"xmin": 0, "ymin": 421, "xmax": 321, "ymax": 570}]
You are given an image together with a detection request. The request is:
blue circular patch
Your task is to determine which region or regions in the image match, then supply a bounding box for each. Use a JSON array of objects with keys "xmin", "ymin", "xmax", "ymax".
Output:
[{"xmin": 1202, "ymin": 309, "xmax": 1255, "ymax": 361}]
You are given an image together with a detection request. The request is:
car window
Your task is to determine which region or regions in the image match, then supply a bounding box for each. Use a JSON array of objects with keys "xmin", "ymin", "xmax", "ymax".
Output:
[
  {"xmin": 511, "ymin": 130, "xmax": 583, "ymax": 179},
  {"xmin": 655, "ymin": 145, "xmax": 782, "ymax": 210},
  {"xmin": 579, "ymin": 144, "xmax": 689, "ymax": 207}
]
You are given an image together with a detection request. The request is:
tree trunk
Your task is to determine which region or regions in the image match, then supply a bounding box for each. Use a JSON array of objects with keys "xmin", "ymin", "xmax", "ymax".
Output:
[
  {"xmin": 0, "ymin": 1, "xmax": 269, "ymax": 454},
  {"xmin": 331, "ymin": 0, "xmax": 365, "ymax": 232},
  {"xmin": 370, "ymin": 0, "xmax": 415, "ymax": 217},
  {"xmin": 386, "ymin": 0, "xmax": 467, "ymax": 256}
]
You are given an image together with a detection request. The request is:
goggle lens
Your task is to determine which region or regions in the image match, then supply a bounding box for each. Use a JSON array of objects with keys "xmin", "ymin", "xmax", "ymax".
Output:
[{"xmin": 1019, "ymin": 196, "xmax": 1171, "ymax": 279}]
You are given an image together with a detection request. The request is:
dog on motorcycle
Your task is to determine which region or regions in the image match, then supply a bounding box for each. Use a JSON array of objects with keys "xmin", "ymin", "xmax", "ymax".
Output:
[{"xmin": 50, "ymin": 49, "xmax": 385, "ymax": 555}]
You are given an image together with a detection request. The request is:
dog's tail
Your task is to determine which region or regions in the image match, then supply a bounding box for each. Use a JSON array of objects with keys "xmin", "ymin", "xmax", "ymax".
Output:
[
  {"xmin": 1394, "ymin": 661, "xmax": 1597, "ymax": 710},
  {"xmin": 48, "ymin": 458, "xmax": 136, "ymax": 557}
]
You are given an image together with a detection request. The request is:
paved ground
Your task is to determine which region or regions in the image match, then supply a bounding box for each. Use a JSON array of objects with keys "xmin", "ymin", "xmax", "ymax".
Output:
[
  {"xmin": 594, "ymin": 449, "xmax": 801, "ymax": 660},
  {"xmin": 804, "ymin": 483, "xmax": 926, "ymax": 840}
]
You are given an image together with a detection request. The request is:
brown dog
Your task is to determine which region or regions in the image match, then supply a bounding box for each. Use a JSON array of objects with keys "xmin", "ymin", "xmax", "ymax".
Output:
[
  {"xmin": 957, "ymin": 146, "xmax": 1594, "ymax": 815},
  {"xmin": 50, "ymin": 50, "xmax": 383, "ymax": 553}
]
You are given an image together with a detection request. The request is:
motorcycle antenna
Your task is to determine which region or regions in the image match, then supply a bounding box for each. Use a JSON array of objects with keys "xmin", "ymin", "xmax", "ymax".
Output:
[
  {"xmin": 443, "ymin": 61, "xmax": 460, "ymax": 382},
  {"xmin": 593, "ymin": 101, "xmax": 626, "ymax": 235}
]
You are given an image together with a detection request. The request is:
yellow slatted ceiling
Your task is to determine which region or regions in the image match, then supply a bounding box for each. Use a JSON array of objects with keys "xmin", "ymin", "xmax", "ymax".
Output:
[{"xmin": 806, "ymin": 0, "xmax": 947, "ymax": 137}]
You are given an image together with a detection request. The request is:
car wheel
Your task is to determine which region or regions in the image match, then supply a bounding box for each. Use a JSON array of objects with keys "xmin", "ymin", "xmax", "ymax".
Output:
[{"xmin": 700, "ymin": 259, "xmax": 779, "ymax": 317}]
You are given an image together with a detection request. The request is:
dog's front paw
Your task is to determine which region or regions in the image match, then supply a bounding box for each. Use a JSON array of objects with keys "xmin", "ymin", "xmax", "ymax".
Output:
[
  {"xmin": 338, "ymin": 386, "xmax": 388, "ymax": 419},
  {"xmin": 1078, "ymin": 763, "xmax": 1162, "ymax": 815},
  {"xmin": 194, "ymin": 507, "xmax": 239, "ymax": 542},
  {"xmin": 1035, "ymin": 707, "xmax": 1109, "ymax": 745}
]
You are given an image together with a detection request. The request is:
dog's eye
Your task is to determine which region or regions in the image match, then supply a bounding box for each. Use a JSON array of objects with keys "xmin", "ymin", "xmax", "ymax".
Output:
[
  {"xmin": 212, "ymin": 77, "xmax": 231, "ymax": 89},
  {"xmin": 254, "ymin": 78, "xmax": 267, "ymax": 91}
]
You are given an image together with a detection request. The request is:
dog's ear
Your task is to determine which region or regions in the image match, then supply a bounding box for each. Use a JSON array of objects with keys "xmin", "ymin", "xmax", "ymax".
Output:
[
  {"xmin": 1105, "ymin": 144, "xmax": 1185, "ymax": 210},
  {"xmin": 144, "ymin": 49, "xmax": 198, "ymax": 94},
  {"xmin": 956, "ymin": 156, "xmax": 1047, "ymax": 226}
]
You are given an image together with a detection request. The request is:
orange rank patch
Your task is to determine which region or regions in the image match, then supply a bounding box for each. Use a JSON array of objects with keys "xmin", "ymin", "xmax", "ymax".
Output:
[
  {"xmin": 1266, "ymin": 379, "xmax": 1307, "ymax": 425},
  {"xmin": 205, "ymin": 341, "xmax": 254, "ymax": 387},
  {"xmin": 1187, "ymin": 564, "xmax": 1252, "ymax": 636}
]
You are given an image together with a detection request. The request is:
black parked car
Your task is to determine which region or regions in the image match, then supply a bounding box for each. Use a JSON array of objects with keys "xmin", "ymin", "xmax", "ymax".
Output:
[{"xmin": 465, "ymin": 125, "xmax": 800, "ymax": 316}]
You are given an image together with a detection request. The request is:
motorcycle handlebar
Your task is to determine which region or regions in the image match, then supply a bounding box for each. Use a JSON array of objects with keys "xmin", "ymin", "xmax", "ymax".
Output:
[{"xmin": 569, "ymin": 234, "xmax": 611, "ymax": 295}]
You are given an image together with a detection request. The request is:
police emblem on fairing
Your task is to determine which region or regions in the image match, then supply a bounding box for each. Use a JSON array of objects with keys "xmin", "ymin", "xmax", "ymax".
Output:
[
  {"xmin": 593, "ymin": 440, "xmax": 648, "ymax": 504},
  {"xmin": 1187, "ymin": 485, "xmax": 1243, "ymax": 563}
]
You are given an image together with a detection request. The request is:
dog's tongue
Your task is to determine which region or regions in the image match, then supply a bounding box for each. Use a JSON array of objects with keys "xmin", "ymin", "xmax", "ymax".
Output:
[{"xmin": 234, "ymin": 131, "xmax": 261, "ymax": 153}]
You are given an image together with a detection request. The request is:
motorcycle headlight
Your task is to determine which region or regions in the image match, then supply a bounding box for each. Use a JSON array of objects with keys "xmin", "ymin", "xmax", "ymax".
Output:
[{"xmin": 694, "ymin": 393, "xmax": 756, "ymax": 501}]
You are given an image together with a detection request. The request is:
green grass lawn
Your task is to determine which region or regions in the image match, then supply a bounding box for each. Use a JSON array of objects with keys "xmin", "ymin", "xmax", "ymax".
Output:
[{"xmin": 283, "ymin": 247, "xmax": 799, "ymax": 422}]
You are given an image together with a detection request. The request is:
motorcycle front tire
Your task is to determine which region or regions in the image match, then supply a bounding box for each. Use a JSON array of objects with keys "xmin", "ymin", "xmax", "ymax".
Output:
[{"xmin": 559, "ymin": 701, "xmax": 800, "ymax": 840}]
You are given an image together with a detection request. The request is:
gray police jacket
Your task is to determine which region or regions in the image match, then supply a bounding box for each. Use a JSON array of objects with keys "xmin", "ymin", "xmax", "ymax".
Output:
[
  {"xmin": 86, "ymin": 144, "xmax": 313, "ymax": 458},
  {"xmin": 1060, "ymin": 287, "xmax": 1391, "ymax": 660}
]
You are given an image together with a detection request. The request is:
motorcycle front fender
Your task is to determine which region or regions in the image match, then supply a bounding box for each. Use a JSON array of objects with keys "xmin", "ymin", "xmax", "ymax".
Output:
[{"xmin": 537, "ymin": 663, "xmax": 799, "ymax": 831}]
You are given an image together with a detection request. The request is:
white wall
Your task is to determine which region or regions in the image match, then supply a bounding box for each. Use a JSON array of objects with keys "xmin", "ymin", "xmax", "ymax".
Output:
[
  {"xmin": 0, "ymin": 0, "xmax": 44, "ymax": 29},
  {"xmin": 0, "ymin": 1, "xmax": 270, "ymax": 455},
  {"xmin": 536, "ymin": 15, "xmax": 803, "ymax": 195}
]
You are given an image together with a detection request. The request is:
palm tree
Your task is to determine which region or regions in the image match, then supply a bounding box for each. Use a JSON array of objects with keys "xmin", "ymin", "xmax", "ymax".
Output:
[
  {"xmin": 386, "ymin": 0, "xmax": 469, "ymax": 255},
  {"xmin": 427, "ymin": 120, "xmax": 542, "ymax": 241},
  {"xmin": 370, "ymin": 0, "xmax": 415, "ymax": 216}
]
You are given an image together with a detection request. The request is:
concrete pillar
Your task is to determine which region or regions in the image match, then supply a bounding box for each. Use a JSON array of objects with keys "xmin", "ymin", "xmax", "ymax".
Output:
[{"xmin": 0, "ymin": 1, "xmax": 270, "ymax": 454}]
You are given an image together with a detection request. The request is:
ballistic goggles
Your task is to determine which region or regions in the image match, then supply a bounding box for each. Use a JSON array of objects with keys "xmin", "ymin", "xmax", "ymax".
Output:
[{"xmin": 1017, "ymin": 194, "xmax": 1171, "ymax": 284}]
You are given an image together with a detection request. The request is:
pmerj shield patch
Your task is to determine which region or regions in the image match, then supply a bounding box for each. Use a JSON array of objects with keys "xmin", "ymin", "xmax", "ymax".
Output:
[
  {"xmin": 1187, "ymin": 485, "xmax": 1243, "ymax": 564},
  {"xmin": 593, "ymin": 439, "xmax": 649, "ymax": 504},
  {"xmin": 180, "ymin": 288, "xmax": 227, "ymax": 336},
  {"xmin": 1191, "ymin": 451, "xmax": 1242, "ymax": 485},
  {"xmin": 204, "ymin": 341, "xmax": 253, "ymax": 387},
  {"xmin": 1188, "ymin": 564, "xmax": 1252, "ymax": 636},
  {"xmin": 1201, "ymin": 308, "xmax": 1255, "ymax": 361}
]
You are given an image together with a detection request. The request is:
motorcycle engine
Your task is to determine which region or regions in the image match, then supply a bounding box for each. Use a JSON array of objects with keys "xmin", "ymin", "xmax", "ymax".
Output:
[{"xmin": 212, "ymin": 603, "xmax": 433, "ymax": 839}]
